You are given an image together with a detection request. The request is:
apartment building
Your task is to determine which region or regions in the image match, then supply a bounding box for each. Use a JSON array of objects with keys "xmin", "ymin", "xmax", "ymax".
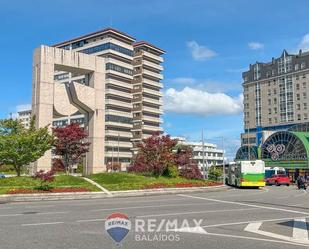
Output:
[
  {"xmin": 50, "ymin": 28, "xmax": 164, "ymax": 168},
  {"xmin": 17, "ymin": 109, "xmax": 31, "ymax": 128},
  {"xmin": 242, "ymin": 49, "xmax": 309, "ymax": 146},
  {"xmin": 175, "ymin": 137, "xmax": 224, "ymax": 175},
  {"xmin": 131, "ymin": 41, "xmax": 164, "ymax": 149}
]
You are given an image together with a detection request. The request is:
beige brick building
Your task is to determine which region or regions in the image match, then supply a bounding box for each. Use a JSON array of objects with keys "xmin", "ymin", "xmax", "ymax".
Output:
[{"xmin": 242, "ymin": 50, "xmax": 309, "ymax": 146}]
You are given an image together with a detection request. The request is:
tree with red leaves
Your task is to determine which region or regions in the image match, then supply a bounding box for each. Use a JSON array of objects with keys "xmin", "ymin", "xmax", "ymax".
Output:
[
  {"xmin": 33, "ymin": 170, "xmax": 55, "ymax": 191},
  {"xmin": 53, "ymin": 123, "xmax": 90, "ymax": 174},
  {"xmin": 129, "ymin": 132, "xmax": 177, "ymax": 176},
  {"xmin": 129, "ymin": 133, "xmax": 202, "ymax": 179}
]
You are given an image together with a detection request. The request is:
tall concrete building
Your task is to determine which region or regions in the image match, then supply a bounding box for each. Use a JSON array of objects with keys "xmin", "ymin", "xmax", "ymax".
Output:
[
  {"xmin": 131, "ymin": 41, "xmax": 164, "ymax": 149},
  {"xmin": 32, "ymin": 28, "xmax": 164, "ymax": 172},
  {"xmin": 241, "ymin": 49, "xmax": 309, "ymax": 146}
]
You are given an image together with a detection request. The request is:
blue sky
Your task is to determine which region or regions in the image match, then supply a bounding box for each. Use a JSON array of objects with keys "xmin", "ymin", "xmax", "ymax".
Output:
[{"xmin": 1, "ymin": 0, "xmax": 309, "ymax": 158}]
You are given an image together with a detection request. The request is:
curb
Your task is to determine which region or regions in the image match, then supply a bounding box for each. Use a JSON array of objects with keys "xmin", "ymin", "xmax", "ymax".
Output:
[
  {"xmin": 81, "ymin": 177, "xmax": 113, "ymax": 197},
  {"xmin": 0, "ymin": 185, "xmax": 229, "ymax": 203}
]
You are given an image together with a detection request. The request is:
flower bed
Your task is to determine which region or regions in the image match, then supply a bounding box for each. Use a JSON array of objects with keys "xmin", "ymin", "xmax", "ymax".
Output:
[
  {"xmin": 142, "ymin": 181, "xmax": 221, "ymax": 189},
  {"xmin": 7, "ymin": 187, "xmax": 91, "ymax": 194}
]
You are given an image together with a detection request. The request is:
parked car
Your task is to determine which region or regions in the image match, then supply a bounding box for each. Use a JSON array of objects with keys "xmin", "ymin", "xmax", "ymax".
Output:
[
  {"xmin": 266, "ymin": 174, "xmax": 290, "ymax": 186},
  {"xmin": 0, "ymin": 173, "xmax": 5, "ymax": 179}
]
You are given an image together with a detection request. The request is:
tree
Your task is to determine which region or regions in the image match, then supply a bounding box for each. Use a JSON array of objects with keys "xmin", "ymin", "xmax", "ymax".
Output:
[
  {"xmin": 0, "ymin": 117, "xmax": 53, "ymax": 176},
  {"xmin": 175, "ymin": 144, "xmax": 203, "ymax": 180},
  {"xmin": 129, "ymin": 132, "xmax": 177, "ymax": 176},
  {"xmin": 129, "ymin": 133, "xmax": 202, "ymax": 179},
  {"xmin": 53, "ymin": 123, "xmax": 90, "ymax": 174},
  {"xmin": 33, "ymin": 170, "xmax": 55, "ymax": 191},
  {"xmin": 208, "ymin": 166, "xmax": 222, "ymax": 181}
]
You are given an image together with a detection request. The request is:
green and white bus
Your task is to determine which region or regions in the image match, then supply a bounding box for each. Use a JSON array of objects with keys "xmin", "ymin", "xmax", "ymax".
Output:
[{"xmin": 227, "ymin": 160, "xmax": 265, "ymax": 188}]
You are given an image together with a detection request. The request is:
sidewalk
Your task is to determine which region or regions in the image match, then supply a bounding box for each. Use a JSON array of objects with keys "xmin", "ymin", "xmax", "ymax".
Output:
[{"xmin": 0, "ymin": 185, "xmax": 229, "ymax": 203}]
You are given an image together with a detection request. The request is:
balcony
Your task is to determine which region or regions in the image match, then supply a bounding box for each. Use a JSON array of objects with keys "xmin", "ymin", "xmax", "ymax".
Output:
[
  {"xmin": 106, "ymin": 69, "xmax": 133, "ymax": 80},
  {"xmin": 143, "ymin": 125, "xmax": 163, "ymax": 132},
  {"xmin": 143, "ymin": 96, "xmax": 163, "ymax": 106},
  {"xmin": 143, "ymin": 60, "xmax": 163, "ymax": 71},
  {"xmin": 106, "ymin": 78, "xmax": 132, "ymax": 90},
  {"xmin": 135, "ymin": 50, "xmax": 164, "ymax": 63},
  {"xmin": 143, "ymin": 87, "xmax": 163, "ymax": 97},
  {"xmin": 143, "ymin": 78, "xmax": 163, "ymax": 88},
  {"xmin": 142, "ymin": 115, "xmax": 163, "ymax": 123},
  {"xmin": 105, "ymin": 99, "xmax": 132, "ymax": 109},
  {"xmin": 105, "ymin": 109, "xmax": 132, "ymax": 118},
  {"xmin": 105, "ymin": 130, "xmax": 133, "ymax": 138},
  {"xmin": 143, "ymin": 106, "xmax": 163, "ymax": 114},
  {"xmin": 143, "ymin": 68, "xmax": 163, "ymax": 80},
  {"xmin": 106, "ymin": 88, "xmax": 132, "ymax": 99},
  {"xmin": 105, "ymin": 151, "xmax": 133, "ymax": 158},
  {"xmin": 105, "ymin": 57, "xmax": 133, "ymax": 70},
  {"xmin": 105, "ymin": 141, "xmax": 133, "ymax": 148},
  {"xmin": 105, "ymin": 121, "xmax": 132, "ymax": 128}
]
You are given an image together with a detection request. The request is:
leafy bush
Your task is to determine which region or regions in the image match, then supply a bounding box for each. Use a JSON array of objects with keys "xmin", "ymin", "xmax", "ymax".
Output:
[
  {"xmin": 33, "ymin": 170, "xmax": 55, "ymax": 191},
  {"xmin": 179, "ymin": 164, "xmax": 203, "ymax": 180},
  {"xmin": 208, "ymin": 167, "xmax": 222, "ymax": 181},
  {"xmin": 164, "ymin": 164, "xmax": 179, "ymax": 178},
  {"xmin": 52, "ymin": 159, "xmax": 65, "ymax": 173}
]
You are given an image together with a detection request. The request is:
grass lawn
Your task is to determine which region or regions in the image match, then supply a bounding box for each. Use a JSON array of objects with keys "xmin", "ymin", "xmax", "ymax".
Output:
[
  {"xmin": 0, "ymin": 175, "xmax": 100, "ymax": 194},
  {"xmin": 87, "ymin": 172, "xmax": 219, "ymax": 191}
]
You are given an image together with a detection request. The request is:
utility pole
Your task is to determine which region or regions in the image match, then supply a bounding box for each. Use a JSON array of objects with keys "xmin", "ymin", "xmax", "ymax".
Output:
[
  {"xmin": 202, "ymin": 129, "xmax": 206, "ymax": 180},
  {"xmin": 247, "ymin": 126, "xmax": 251, "ymax": 161},
  {"xmin": 222, "ymin": 136, "xmax": 225, "ymax": 185},
  {"xmin": 117, "ymin": 133, "xmax": 120, "ymax": 164}
]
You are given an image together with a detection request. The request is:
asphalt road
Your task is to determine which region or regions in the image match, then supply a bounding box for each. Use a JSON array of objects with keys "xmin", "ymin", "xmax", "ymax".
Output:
[{"xmin": 1, "ymin": 186, "xmax": 309, "ymax": 249}]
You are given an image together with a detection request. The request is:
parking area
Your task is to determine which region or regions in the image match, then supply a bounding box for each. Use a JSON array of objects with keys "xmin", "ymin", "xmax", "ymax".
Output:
[{"xmin": 1, "ymin": 186, "xmax": 309, "ymax": 248}]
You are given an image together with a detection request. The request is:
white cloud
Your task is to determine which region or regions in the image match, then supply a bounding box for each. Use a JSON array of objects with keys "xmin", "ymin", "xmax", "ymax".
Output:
[
  {"xmin": 163, "ymin": 87, "xmax": 243, "ymax": 116},
  {"xmin": 248, "ymin": 42, "xmax": 264, "ymax": 50},
  {"xmin": 166, "ymin": 77, "xmax": 242, "ymax": 93},
  {"xmin": 187, "ymin": 41, "xmax": 217, "ymax": 61},
  {"xmin": 298, "ymin": 33, "xmax": 309, "ymax": 51}
]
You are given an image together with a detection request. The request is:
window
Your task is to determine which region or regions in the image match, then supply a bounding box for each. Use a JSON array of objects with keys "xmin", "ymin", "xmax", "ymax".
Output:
[
  {"xmin": 297, "ymin": 104, "xmax": 301, "ymax": 110},
  {"xmin": 268, "ymin": 108, "xmax": 271, "ymax": 114},
  {"xmin": 296, "ymin": 74, "xmax": 299, "ymax": 80},
  {"xmin": 268, "ymin": 89, "xmax": 271, "ymax": 96},
  {"xmin": 268, "ymin": 99, "xmax": 271, "ymax": 105},
  {"xmin": 305, "ymin": 113, "xmax": 308, "ymax": 120},
  {"xmin": 296, "ymin": 84, "xmax": 300, "ymax": 90},
  {"xmin": 273, "ymin": 89, "xmax": 277, "ymax": 94},
  {"xmin": 298, "ymin": 114, "xmax": 301, "ymax": 121},
  {"xmin": 303, "ymin": 82, "xmax": 307, "ymax": 88},
  {"xmin": 269, "ymin": 118, "xmax": 272, "ymax": 124},
  {"xmin": 80, "ymin": 42, "xmax": 134, "ymax": 57},
  {"xmin": 274, "ymin": 107, "xmax": 277, "ymax": 114},
  {"xmin": 303, "ymin": 92, "xmax": 307, "ymax": 99},
  {"xmin": 295, "ymin": 64, "xmax": 299, "ymax": 70},
  {"xmin": 274, "ymin": 98, "xmax": 277, "ymax": 104},
  {"xmin": 301, "ymin": 62, "xmax": 306, "ymax": 69},
  {"xmin": 106, "ymin": 63, "xmax": 133, "ymax": 75},
  {"xmin": 304, "ymin": 103, "xmax": 307, "ymax": 110},
  {"xmin": 297, "ymin": 94, "xmax": 300, "ymax": 101}
]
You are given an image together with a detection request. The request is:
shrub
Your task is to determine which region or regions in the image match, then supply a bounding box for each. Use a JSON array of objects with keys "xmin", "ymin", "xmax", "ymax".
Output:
[
  {"xmin": 52, "ymin": 159, "xmax": 65, "ymax": 173},
  {"xmin": 179, "ymin": 164, "xmax": 203, "ymax": 180},
  {"xmin": 164, "ymin": 164, "xmax": 179, "ymax": 178},
  {"xmin": 33, "ymin": 170, "xmax": 55, "ymax": 191},
  {"xmin": 208, "ymin": 167, "xmax": 222, "ymax": 181}
]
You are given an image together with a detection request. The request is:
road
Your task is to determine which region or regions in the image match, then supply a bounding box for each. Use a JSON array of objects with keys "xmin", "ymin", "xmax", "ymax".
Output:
[{"xmin": 1, "ymin": 186, "xmax": 309, "ymax": 249}]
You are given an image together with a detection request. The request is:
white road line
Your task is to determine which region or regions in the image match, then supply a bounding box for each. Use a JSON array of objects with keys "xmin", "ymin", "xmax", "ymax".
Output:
[
  {"xmin": 204, "ymin": 231, "xmax": 309, "ymax": 247},
  {"xmin": 293, "ymin": 218, "xmax": 309, "ymax": 241},
  {"xmin": 21, "ymin": 222, "xmax": 64, "ymax": 227},
  {"xmin": 76, "ymin": 218, "xmax": 106, "ymax": 223},
  {"xmin": 0, "ymin": 211, "xmax": 67, "ymax": 218},
  {"xmin": 25, "ymin": 205, "xmax": 55, "ymax": 208},
  {"xmin": 136, "ymin": 207, "xmax": 259, "ymax": 218},
  {"xmin": 202, "ymin": 215, "xmax": 309, "ymax": 228},
  {"xmin": 90, "ymin": 202, "xmax": 219, "ymax": 212},
  {"xmin": 179, "ymin": 194, "xmax": 309, "ymax": 215}
]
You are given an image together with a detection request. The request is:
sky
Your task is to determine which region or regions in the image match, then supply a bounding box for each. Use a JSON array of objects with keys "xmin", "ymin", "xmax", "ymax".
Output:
[{"xmin": 1, "ymin": 0, "xmax": 309, "ymax": 159}]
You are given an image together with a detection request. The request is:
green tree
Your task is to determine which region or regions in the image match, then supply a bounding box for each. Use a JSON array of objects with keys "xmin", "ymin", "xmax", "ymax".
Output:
[
  {"xmin": 0, "ymin": 117, "xmax": 53, "ymax": 176},
  {"xmin": 208, "ymin": 166, "xmax": 222, "ymax": 181}
]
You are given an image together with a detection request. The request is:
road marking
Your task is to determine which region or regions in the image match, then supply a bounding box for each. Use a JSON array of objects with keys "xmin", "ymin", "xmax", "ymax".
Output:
[
  {"xmin": 293, "ymin": 218, "xmax": 309, "ymax": 241},
  {"xmin": 76, "ymin": 218, "xmax": 106, "ymax": 223},
  {"xmin": 136, "ymin": 207, "xmax": 259, "ymax": 218},
  {"xmin": 21, "ymin": 222, "xmax": 64, "ymax": 227},
  {"xmin": 25, "ymin": 205, "xmax": 55, "ymax": 208},
  {"xmin": 204, "ymin": 231, "xmax": 309, "ymax": 247},
  {"xmin": 90, "ymin": 202, "xmax": 219, "ymax": 212},
  {"xmin": 245, "ymin": 220, "xmax": 309, "ymax": 245},
  {"xmin": 176, "ymin": 226, "xmax": 208, "ymax": 234},
  {"xmin": 179, "ymin": 194, "xmax": 309, "ymax": 215},
  {"xmin": 0, "ymin": 211, "xmax": 67, "ymax": 218},
  {"xmin": 201, "ymin": 215, "xmax": 309, "ymax": 228}
]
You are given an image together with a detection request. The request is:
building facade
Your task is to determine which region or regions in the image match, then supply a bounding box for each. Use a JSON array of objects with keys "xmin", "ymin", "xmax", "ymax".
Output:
[
  {"xmin": 32, "ymin": 28, "xmax": 164, "ymax": 172},
  {"xmin": 175, "ymin": 137, "xmax": 224, "ymax": 175},
  {"xmin": 17, "ymin": 109, "xmax": 31, "ymax": 128},
  {"xmin": 242, "ymin": 49, "xmax": 309, "ymax": 146}
]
